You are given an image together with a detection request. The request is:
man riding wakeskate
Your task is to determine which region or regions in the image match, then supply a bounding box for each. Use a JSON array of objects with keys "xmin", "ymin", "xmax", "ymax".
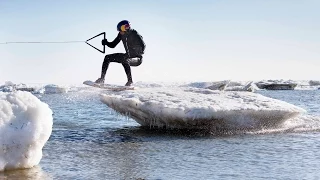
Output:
[{"xmin": 95, "ymin": 20, "xmax": 146, "ymax": 86}]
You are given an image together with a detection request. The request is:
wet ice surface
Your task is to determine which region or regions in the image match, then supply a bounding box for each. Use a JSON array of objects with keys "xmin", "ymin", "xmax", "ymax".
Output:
[{"xmin": 100, "ymin": 87, "xmax": 305, "ymax": 130}]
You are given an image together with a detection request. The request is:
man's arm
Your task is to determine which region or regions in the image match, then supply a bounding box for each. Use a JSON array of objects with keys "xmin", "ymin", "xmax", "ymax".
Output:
[
  {"xmin": 102, "ymin": 33, "xmax": 121, "ymax": 48},
  {"xmin": 138, "ymin": 32, "xmax": 146, "ymax": 53},
  {"xmin": 133, "ymin": 30, "xmax": 146, "ymax": 53}
]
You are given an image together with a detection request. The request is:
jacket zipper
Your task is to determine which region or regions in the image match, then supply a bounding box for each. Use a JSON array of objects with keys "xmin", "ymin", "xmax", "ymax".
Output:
[{"xmin": 125, "ymin": 36, "xmax": 130, "ymax": 57}]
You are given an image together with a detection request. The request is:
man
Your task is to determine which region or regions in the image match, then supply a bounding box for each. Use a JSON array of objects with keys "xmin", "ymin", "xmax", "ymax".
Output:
[{"xmin": 95, "ymin": 20, "xmax": 146, "ymax": 86}]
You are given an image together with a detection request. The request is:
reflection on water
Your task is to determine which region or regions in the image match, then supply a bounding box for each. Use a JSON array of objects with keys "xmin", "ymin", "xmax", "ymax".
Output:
[
  {"xmin": 39, "ymin": 126, "xmax": 320, "ymax": 179},
  {"xmin": 0, "ymin": 166, "xmax": 52, "ymax": 180}
]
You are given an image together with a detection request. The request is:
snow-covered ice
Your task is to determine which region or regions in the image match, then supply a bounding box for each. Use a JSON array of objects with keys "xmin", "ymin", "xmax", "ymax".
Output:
[
  {"xmin": 100, "ymin": 86, "xmax": 306, "ymax": 130},
  {"xmin": 43, "ymin": 84, "xmax": 69, "ymax": 94},
  {"xmin": 0, "ymin": 91, "xmax": 53, "ymax": 171},
  {"xmin": 0, "ymin": 82, "xmax": 71, "ymax": 94}
]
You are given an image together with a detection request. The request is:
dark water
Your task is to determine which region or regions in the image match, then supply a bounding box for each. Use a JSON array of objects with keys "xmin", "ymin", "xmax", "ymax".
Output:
[{"xmin": 1, "ymin": 89, "xmax": 320, "ymax": 180}]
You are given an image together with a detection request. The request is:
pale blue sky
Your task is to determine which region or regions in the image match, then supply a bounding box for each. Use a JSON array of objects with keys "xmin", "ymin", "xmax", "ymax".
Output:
[{"xmin": 1, "ymin": 0, "xmax": 319, "ymax": 84}]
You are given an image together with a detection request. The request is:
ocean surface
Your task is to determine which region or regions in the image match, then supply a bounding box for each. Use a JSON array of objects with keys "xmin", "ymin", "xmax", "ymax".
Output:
[{"xmin": 1, "ymin": 89, "xmax": 320, "ymax": 180}]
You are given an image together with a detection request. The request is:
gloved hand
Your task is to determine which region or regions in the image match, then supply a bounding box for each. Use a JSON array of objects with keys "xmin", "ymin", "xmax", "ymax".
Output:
[{"xmin": 101, "ymin": 39, "xmax": 108, "ymax": 45}]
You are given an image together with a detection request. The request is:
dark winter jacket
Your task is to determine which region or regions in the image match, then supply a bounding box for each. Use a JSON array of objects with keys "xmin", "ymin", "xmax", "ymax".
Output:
[{"xmin": 102, "ymin": 29, "xmax": 146, "ymax": 58}]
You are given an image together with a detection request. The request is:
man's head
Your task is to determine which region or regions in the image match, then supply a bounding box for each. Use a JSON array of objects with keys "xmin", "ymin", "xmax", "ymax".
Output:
[{"xmin": 117, "ymin": 20, "xmax": 130, "ymax": 34}]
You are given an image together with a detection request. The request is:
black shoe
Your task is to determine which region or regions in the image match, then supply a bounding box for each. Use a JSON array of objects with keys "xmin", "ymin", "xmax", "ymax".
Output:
[
  {"xmin": 125, "ymin": 81, "xmax": 133, "ymax": 86},
  {"xmin": 95, "ymin": 78, "xmax": 105, "ymax": 84}
]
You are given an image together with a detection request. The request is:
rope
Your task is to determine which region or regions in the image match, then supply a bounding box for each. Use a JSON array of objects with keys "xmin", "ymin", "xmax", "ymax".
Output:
[{"xmin": 0, "ymin": 41, "xmax": 85, "ymax": 44}]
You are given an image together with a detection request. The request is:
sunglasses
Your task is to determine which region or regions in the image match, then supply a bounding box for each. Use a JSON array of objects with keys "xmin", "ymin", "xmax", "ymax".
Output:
[{"xmin": 120, "ymin": 24, "xmax": 130, "ymax": 32}]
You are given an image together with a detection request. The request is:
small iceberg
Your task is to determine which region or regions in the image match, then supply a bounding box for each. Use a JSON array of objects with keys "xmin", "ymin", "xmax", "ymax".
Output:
[
  {"xmin": 183, "ymin": 80, "xmax": 256, "ymax": 92},
  {"xmin": 0, "ymin": 81, "xmax": 35, "ymax": 93},
  {"xmin": 255, "ymin": 80, "xmax": 298, "ymax": 90},
  {"xmin": 309, "ymin": 80, "xmax": 320, "ymax": 86},
  {"xmin": 44, "ymin": 84, "xmax": 69, "ymax": 94},
  {"xmin": 100, "ymin": 87, "xmax": 305, "ymax": 130},
  {"xmin": 183, "ymin": 80, "xmax": 230, "ymax": 91},
  {"xmin": 0, "ymin": 91, "xmax": 53, "ymax": 171}
]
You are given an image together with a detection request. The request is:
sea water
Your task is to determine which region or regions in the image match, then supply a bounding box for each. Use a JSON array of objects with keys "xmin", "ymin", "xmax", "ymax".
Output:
[{"xmin": 1, "ymin": 89, "xmax": 320, "ymax": 180}]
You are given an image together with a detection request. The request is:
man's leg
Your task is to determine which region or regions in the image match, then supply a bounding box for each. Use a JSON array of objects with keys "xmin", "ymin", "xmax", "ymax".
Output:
[
  {"xmin": 96, "ymin": 53, "xmax": 126, "ymax": 83},
  {"xmin": 122, "ymin": 59, "xmax": 133, "ymax": 86}
]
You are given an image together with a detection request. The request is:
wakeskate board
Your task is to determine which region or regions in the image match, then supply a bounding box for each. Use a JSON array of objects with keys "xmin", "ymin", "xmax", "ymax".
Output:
[{"xmin": 83, "ymin": 80, "xmax": 135, "ymax": 91}]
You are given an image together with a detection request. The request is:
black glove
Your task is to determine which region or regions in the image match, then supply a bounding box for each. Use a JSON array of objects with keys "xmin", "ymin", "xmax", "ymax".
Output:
[{"xmin": 101, "ymin": 39, "xmax": 108, "ymax": 46}]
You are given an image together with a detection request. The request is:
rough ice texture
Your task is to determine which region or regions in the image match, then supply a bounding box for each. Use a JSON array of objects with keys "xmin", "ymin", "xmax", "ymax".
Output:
[
  {"xmin": 0, "ymin": 82, "xmax": 70, "ymax": 94},
  {"xmin": 44, "ymin": 84, "xmax": 69, "ymax": 94},
  {"xmin": 0, "ymin": 91, "xmax": 53, "ymax": 171},
  {"xmin": 100, "ymin": 87, "xmax": 306, "ymax": 130}
]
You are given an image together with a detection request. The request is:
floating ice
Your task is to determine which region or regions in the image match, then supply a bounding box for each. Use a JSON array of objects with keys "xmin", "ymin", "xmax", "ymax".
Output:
[
  {"xmin": 255, "ymin": 79, "xmax": 298, "ymax": 90},
  {"xmin": 0, "ymin": 91, "xmax": 53, "ymax": 171},
  {"xmin": 100, "ymin": 87, "xmax": 306, "ymax": 130},
  {"xmin": 0, "ymin": 82, "xmax": 34, "ymax": 93},
  {"xmin": 44, "ymin": 84, "xmax": 69, "ymax": 94},
  {"xmin": 309, "ymin": 80, "xmax": 320, "ymax": 86}
]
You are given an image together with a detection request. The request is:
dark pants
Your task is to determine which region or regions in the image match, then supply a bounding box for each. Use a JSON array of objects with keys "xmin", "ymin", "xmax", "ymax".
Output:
[{"xmin": 100, "ymin": 53, "xmax": 142, "ymax": 82}]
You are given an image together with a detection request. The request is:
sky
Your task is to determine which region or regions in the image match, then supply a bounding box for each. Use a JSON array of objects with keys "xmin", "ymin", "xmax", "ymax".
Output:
[{"xmin": 0, "ymin": 0, "xmax": 319, "ymax": 85}]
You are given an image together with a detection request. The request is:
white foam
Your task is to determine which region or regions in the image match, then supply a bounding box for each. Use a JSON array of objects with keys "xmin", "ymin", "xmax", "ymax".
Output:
[
  {"xmin": 0, "ymin": 91, "xmax": 53, "ymax": 171},
  {"xmin": 246, "ymin": 114, "xmax": 320, "ymax": 134}
]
